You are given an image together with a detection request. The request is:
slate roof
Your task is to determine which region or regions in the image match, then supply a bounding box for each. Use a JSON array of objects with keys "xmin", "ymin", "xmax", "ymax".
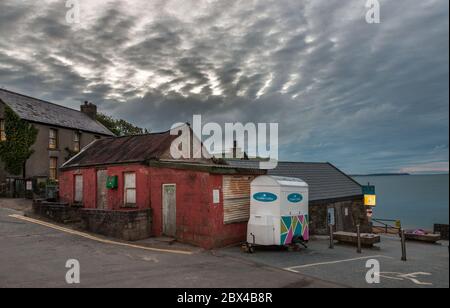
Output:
[
  {"xmin": 0, "ymin": 89, "xmax": 114, "ymax": 136},
  {"xmin": 61, "ymin": 131, "xmax": 178, "ymax": 168},
  {"xmin": 226, "ymin": 160, "xmax": 363, "ymax": 201}
]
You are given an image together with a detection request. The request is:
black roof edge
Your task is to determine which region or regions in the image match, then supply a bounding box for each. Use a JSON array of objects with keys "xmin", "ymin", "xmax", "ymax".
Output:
[
  {"xmin": 326, "ymin": 162, "xmax": 363, "ymax": 188},
  {"xmin": 60, "ymin": 159, "xmax": 266, "ymax": 175},
  {"xmin": 26, "ymin": 120, "xmax": 114, "ymax": 137},
  {"xmin": 309, "ymin": 194, "xmax": 364, "ymax": 204}
]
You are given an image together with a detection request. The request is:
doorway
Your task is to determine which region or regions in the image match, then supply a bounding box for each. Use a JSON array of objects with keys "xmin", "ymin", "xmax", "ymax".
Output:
[
  {"xmin": 97, "ymin": 170, "xmax": 107, "ymax": 209},
  {"xmin": 162, "ymin": 184, "xmax": 177, "ymax": 237}
]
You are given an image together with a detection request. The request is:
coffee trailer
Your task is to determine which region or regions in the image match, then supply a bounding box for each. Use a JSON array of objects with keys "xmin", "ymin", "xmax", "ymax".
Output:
[{"xmin": 245, "ymin": 176, "xmax": 309, "ymax": 252}]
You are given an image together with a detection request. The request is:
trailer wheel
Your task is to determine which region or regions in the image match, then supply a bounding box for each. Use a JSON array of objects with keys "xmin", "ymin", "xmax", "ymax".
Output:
[{"xmin": 248, "ymin": 244, "xmax": 255, "ymax": 254}]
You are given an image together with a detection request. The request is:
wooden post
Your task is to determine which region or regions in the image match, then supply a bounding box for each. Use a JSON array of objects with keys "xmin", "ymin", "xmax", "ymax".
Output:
[
  {"xmin": 401, "ymin": 229, "xmax": 407, "ymax": 261},
  {"xmin": 329, "ymin": 224, "xmax": 334, "ymax": 249},
  {"xmin": 357, "ymin": 225, "xmax": 362, "ymax": 254}
]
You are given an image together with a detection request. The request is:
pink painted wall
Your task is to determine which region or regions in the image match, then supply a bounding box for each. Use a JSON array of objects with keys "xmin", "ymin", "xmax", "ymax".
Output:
[{"xmin": 59, "ymin": 165, "xmax": 249, "ymax": 249}]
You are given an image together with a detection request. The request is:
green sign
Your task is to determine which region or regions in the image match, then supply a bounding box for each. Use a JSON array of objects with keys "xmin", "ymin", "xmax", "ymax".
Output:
[{"xmin": 362, "ymin": 185, "xmax": 375, "ymax": 195}]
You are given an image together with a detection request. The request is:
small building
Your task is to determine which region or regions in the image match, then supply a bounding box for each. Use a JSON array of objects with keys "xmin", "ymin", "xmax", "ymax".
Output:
[
  {"xmin": 226, "ymin": 160, "xmax": 369, "ymax": 235},
  {"xmin": 58, "ymin": 130, "xmax": 263, "ymax": 249},
  {"xmin": 0, "ymin": 89, "xmax": 114, "ymax": 196},
  {"xmin": 58, "ymin": 129, "xmax": 369, "ymax": 249}
]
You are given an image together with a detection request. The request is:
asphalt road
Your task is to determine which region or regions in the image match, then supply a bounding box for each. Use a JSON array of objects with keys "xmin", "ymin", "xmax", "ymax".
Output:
[
  {"xmin": 0, "ymin": 206, "xmax": 337, "ymax": 288},
  {"xmin": 220, "ymin": 234, "xmax": 450, "ymax": 288}
]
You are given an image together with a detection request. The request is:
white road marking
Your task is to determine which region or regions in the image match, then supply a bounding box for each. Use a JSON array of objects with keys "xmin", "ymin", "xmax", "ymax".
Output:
[
  {"xmin": 285, "ymin": 255, "xmax": 394, "ymax": 272},
  {"xmin": 379, "ymin": 272, "xmax": 433, "ymax": 286},
  {"xmin": 9, "ymin": 214, "xmax": 193, "ymax": 255}
]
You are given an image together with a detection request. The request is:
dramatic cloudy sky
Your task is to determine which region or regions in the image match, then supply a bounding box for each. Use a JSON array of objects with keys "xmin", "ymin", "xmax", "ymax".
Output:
[{"xmin": 0, "ymin": 0, "xmax": 448, "ymax": 174}]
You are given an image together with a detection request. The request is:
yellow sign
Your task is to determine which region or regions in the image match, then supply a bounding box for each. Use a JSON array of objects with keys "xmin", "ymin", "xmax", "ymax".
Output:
[{"xmin": 364, "ymin": 195, "xmax": 377, "ymax": 207}]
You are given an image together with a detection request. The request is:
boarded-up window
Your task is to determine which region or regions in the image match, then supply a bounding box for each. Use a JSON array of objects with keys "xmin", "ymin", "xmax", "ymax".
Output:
[
  {"xmin": 74, "ymin": 175, "xmax": 83, "ymax": 203},
  {"xmin": 223, "ymin": 176, "xmax": 254, "ymax": 224},
  {"xmin": 124, "ymin": 172, "xmax": 136, "ymax": 206}
]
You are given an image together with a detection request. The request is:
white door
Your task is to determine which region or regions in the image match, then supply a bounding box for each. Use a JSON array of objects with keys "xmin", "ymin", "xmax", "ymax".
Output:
[
  {"xmin": 96, "ymin": 170, "xmax": 107, "ymax": 209},
  {"xmin": 74, "ymin": 175, "xmax": 83, "ymax": 203}
]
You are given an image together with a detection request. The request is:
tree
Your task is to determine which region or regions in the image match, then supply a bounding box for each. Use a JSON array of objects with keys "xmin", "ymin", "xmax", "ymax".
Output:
[
  {"xmin": 0, "ymin": 106, "xmax": 39, "ymax": 177},
  {"xmin": 97, "ymin": 113, "xmax": 149, "ymax": 136}
]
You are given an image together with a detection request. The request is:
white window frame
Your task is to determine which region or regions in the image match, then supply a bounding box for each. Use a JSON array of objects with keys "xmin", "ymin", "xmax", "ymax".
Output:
[
  {"xmin": 73, "ymin": 132, "xmax": 81, "ymax": 152},
  {"xmin": 124, "ymin": 172, "xmax": 137, "ymax": 206}
]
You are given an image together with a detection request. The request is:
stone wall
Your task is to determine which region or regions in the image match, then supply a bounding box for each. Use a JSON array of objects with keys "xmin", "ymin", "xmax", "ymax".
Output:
[
  {"xmin": 32, "ymin": 200, "xmax": 81, "ymax": 224},
  {"xmin": 309, "ymin": 196, "xmax": 370, "ymax": 235},
  {"xmin": 80, "ymin": 209, "xmax": 152, "ymax": 241}
]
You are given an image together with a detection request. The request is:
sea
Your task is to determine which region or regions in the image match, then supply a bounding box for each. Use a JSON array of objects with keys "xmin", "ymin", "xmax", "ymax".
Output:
[{"xmin": 353, "ymin": 174, "xmax": 449, "ymax": 230}]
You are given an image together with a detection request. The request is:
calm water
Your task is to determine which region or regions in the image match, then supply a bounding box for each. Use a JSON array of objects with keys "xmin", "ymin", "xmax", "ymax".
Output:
[{"xmin": 353, "ymin": 174, "xmax": 449, "ymax": 230}]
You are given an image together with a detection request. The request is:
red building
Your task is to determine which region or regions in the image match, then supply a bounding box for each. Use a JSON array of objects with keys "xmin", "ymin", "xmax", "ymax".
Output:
[{"xmin": 59, "ymin": 129, "xmax": 263, "ymax": 249}]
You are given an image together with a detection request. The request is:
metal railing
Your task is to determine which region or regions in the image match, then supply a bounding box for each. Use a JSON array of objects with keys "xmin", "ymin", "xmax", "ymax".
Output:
[{"xmin": 372, "ymin": 218, "xmax": 402, "ymax": 235}]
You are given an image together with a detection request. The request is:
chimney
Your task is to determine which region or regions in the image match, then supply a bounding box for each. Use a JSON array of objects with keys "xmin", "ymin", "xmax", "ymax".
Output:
[{"xmin": 80, "ymin": 101, "xmax": 97, "ymax": 120}]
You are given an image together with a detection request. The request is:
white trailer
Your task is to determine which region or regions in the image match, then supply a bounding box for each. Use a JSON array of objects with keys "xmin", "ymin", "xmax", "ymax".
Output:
[{"xmin": 245, "ymin": 176, "xmax": 309, "ymax": 252}]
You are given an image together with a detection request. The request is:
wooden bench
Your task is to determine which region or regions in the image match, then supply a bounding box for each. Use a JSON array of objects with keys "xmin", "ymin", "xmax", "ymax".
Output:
[
  {"xmin": 405, "ymin": 232, "xmax": 441, "ymax": 243},
  {"xmin": 333, "ymin": 232, "xmax": 381, "ymax": 248}
]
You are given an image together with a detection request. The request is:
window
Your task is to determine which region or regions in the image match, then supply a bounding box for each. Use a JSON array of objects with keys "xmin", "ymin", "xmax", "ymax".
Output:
[
  {"xmin": 74, "ymin": 175, "xmax": 83, "ymax": 203},
  {"xmin": 49, "ymin": 157, "xmax": 58, "ymax": 180},
  {"xmin": 73, "ymin": 132, "xmax": 81, "ymax": 152},
  {"xmin": 0, "ymin": 119, "xmax": 5, "ymax": 141},
  {"xmin": 124, "ymin": 172, "xmax": 136, "ymax": 206},
  {"xmin": 49, "ymin": 129, "xmax": 58, "ymax": 149}
]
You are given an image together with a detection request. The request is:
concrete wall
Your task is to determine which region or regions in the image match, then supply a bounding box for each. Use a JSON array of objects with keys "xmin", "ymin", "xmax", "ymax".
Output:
[{"xmin": 1, "ymin": 101, "xmax": 103, "ymax": 181}]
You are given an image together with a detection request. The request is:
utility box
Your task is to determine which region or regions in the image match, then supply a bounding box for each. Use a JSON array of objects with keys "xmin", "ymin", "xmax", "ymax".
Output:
[
  {"xmin": 247, "ymin": 176, "xmax": 309, "ymax": 247},
  {"xmin": 106, "ymin": 176, "xmax": 118, "ymax": 189}
]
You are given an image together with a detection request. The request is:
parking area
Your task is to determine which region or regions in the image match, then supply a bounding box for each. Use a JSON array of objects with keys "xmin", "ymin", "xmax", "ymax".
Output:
[
  {"xmin": 218, "ymin": 236, "xmax": 449, "ymax": 288},
  {"xmin": 0, "ymin": 205, "xmax": 337, "ymax": 288}
]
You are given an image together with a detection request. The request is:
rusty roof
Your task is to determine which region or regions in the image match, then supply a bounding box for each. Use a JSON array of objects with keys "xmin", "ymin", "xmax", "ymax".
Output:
[
  {"xmin": 62, "ymin": 131, "xmax": 178, "ymax": 169},
  {"xmin": 61, "ymin": 131, "xmax": 268, "ymax": 176}
]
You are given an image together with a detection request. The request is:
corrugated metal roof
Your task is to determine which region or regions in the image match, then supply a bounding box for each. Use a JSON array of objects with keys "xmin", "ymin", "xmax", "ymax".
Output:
[
  {"xmin": 226, "ymin": 160, "xmax": 362, "ymax": 201},
  {"xmin": 62, "ymin": 131, "xmax": 178, "ymax": 168},
  {"xmin": 0, "ymin": 89, "xmax": 114, "ymax": 136}
]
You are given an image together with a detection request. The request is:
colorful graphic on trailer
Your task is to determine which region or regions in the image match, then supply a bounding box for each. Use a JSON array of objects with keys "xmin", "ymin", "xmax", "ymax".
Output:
[{"xmin": 281, "ymin": 215, "xmax": 309, "ymax": 245}]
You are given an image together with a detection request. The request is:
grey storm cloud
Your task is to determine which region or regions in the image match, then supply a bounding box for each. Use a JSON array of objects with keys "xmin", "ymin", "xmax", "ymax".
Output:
[{"xmin": 0, "ymin": 0, "xmax": 448, "ymax": 174}]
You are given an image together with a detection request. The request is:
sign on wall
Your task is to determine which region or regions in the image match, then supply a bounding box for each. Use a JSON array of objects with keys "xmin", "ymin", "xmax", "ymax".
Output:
[
  {"xmin": 363, "ymin": 184, "xmax": 376, "ymax": 207},
  {"xmin": 327, "ymin": 208, "xmax": 335, "ymax": 226},
  {"xmin": 364, "ymin": 194, "xmax": 377, "ymax": 207},
  {"xmin": 213, "ymin": 189, "xmax": 220, "ymax": 204}
]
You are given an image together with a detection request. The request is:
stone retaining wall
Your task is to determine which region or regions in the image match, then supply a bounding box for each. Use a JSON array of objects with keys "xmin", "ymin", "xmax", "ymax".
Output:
[
  {"xmin": 80, "ymin": 209, "xmax": 152, "ymax": 241},
  {"xmin": 32, "ymin": 200, "xmax": 81, "ymax": 223}
]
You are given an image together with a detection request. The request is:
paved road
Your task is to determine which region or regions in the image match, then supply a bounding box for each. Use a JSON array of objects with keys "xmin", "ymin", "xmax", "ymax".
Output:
[
  {"xmin": 0, "ymin": 206, "xmax": 336, "ymax": 288},
  {"xmin": 220, "ymin": 235, "xmax": 450, "ymax": 288}
]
